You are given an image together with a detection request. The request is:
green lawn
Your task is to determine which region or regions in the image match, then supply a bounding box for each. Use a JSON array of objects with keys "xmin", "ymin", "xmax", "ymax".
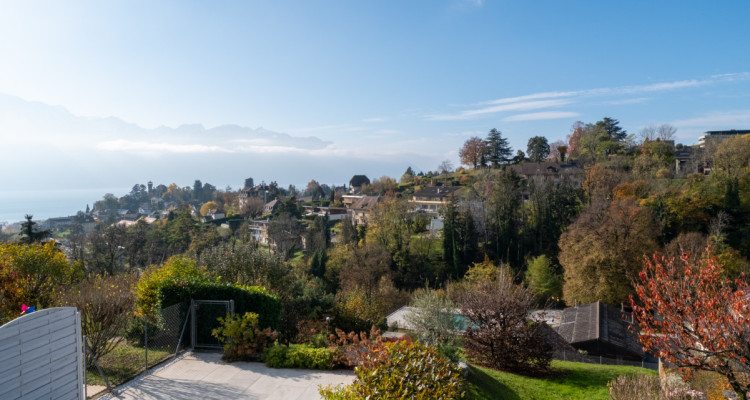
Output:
[
  {"xmin": 86, "ymin": 342, "xmax": 173, "ymax": 386},
  {"xmin": 467, "ymin": 360, "xmax": 656, "ymax": 400}
]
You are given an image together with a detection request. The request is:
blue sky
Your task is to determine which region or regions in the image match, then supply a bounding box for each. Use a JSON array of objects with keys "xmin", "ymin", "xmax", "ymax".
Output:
[{"xmin": 1, "ymin": 1, "xmax": 750, "ymax": 201}]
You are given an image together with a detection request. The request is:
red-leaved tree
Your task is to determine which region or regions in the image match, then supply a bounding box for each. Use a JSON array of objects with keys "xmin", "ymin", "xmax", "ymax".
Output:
[{"xmin": 630, "ymin": 252, "xmax": 750, "ymax": 399}]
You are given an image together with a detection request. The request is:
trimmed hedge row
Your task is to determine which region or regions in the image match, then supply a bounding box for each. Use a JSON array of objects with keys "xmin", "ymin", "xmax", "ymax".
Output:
[
  {"xmin": 263, "ymin": 345, "xmax": 337, "ymax": 370},
  {"xmin": 159, "ymin": 282, "xmax": 281, "ymax": 331}
]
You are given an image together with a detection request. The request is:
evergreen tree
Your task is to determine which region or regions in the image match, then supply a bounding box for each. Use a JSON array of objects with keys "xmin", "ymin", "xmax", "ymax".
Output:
[
  {"xmin": 443, "ymin": 201, "xmax": 478, "ymax": 280},
  {"xmin": 596, "ymin": 117, "xmax": 627, "ymax": 142},
  {"xmin": 339, "ymin": 217, "xmax": 359, "ymax": 245},
  {"xmin": 19, "ymin": 214, "xmax": 52, "ymax": 244},
  {"xmin": 485, "ymin": 129, "xmax": 512, "ymax": 167},
  {"xmin": 308, "ymin": 249, "xmax": 327, "ymax": 279}
]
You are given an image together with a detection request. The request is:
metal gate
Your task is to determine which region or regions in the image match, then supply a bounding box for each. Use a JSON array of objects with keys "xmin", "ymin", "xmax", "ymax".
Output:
[{"xmin": 190, "ymin": 300, "xmax": 234, "ymax": 350}]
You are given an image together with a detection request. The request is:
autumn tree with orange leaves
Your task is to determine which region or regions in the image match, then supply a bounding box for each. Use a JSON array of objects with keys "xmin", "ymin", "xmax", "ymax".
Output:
[
  {"xmin": 630, "ymin": 252, "xmax": 750, "ymax": 399},
  {"xmin": 459, "ymin": 136, "xmax": 486, "ymax": 168}
]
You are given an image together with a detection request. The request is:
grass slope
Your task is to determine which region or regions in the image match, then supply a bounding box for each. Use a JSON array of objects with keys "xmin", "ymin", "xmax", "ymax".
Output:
[{"xmin": 467, "ymin": 360, "xmax": 656, "ymax": 400}]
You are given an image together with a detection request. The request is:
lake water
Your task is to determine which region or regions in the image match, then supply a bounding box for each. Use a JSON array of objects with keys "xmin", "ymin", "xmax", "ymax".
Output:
[{"xmin": 0, "ymin": 188, "xmax": 130, "ymax": 224}]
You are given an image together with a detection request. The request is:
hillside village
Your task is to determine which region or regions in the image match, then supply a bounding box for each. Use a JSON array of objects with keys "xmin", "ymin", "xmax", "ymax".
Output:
[{"xmin": 3, "ymin": 123, "xmax": 750, "ymax": 399}]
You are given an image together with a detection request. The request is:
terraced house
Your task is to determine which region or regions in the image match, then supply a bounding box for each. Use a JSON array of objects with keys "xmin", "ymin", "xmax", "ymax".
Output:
[{"xmin": 409, "ymin": 186, "xmax": 460, "ymax": 212}]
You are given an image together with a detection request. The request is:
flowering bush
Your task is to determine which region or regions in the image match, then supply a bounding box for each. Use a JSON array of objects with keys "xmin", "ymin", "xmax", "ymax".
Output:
[{"xmin": 319, "ymin": 340, "xmax": 465, "ymax": 399}]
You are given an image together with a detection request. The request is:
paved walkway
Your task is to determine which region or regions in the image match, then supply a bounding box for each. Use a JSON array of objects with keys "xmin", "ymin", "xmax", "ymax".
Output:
[{"xmin": 109, "ymin": 352, "xmax": 355, "ymax": 400}]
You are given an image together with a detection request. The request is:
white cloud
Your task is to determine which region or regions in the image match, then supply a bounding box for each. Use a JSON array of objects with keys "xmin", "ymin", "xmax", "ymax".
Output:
[
  {"xmin": 482, "ymin": 91, "xmax": 578, "ymax": 106},
  {"xmin": 671, "ymin": 110, "xmax": 750, "ymax": 128},
  {"xmin": 375, "ymin": 129, "xmax": 400, "ymax": 135},
  {"xmin": 503, "ymin": 111, "xmax": 580, "ymax": 122},
  {"xmin": 617, "ymin": 79, "xmax": 704, "ymax": 94},
  {"xmin": 428, "ymin": 99, "xmax": 572, "ymax": 121},
  {"xmin": 601, "ymin": 97, "xmax": 649, "ymax": 105},
  {"xmin": 96, "ymin": 140, "xmax": 229, "ymax": 154},
  {"xmin": 427, "ymin": 73, "xmax": 750, "ymax": 121}
]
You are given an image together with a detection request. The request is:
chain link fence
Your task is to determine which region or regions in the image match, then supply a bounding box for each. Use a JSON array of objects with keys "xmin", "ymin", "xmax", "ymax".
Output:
[
  {"xmin": 555, "ymin": 350, "xmax": 659, "ymax": 371},
  {"xmin": 84, "ymin": 302, "xmax": 190, "ymax": 399}
]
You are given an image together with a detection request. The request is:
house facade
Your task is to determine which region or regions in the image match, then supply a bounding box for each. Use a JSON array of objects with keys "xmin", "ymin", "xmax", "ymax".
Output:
[
  {"xmin": 347, "ymin": 195, "xmax": 380, "ymax": 226},
  {"xmin": 248, "ymin": 219, "xmax": 270, "ymax": 244},
  {"xmin": 509, "ymin": 162, "xmax": 583, "ymax": 187},
  {"xmin": 409, "ymin": 186, "xmax": 460, "ymax": 212}
]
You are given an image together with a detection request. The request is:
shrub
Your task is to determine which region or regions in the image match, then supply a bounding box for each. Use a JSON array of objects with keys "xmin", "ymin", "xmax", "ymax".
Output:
[
  {"xmin": 608, "ymin": 374, "xmax": 661, "ymax": 400},
  {"xmin": 124, "ymin": 313, "xmax": 163, "ymax": 346},
  {"xmin": 159, "ymin": 282, "xmax": 281, "ymax": 330},
  {"xmin": 329, "ymin": 326, "xmax": 385, "ymax": 368},
  {"xmin": 608, "ymin": 373, "xmax": 706, "ymax": 400},
  {"xmin": 57, "ymin": 274, "xmax": 136, "ymax": 364},
  {"xmin": 319, "ymin": 341, "xmax": 465, "ymax": 399},
  {"xmin": 136, "ymin": 256, "xmax": 281, "ymax": 330},
  {"xmin": 211, "ymin": 312, "xmax": 278, "ymax": 362},
  {"xmin": 263, "ymin": 345, "xmax": 337, "ymax": 370},
  {"xmin": 460, "ymin": 268, "xmax": 552, "ymax": 375},
  {"xmin": 0, "ymin": 242, "xmax": 70, "ymax": 323},
  {"xmin": 405, "ymin": 288, "xmax": 458, "ymax": 346},
  {"xmin": 136, "ymin": 256, "xmax": 210, "ymax": 316},
  {"xmin": 438, "ymin": 343, "xmax": 462, "ymax": 363}
]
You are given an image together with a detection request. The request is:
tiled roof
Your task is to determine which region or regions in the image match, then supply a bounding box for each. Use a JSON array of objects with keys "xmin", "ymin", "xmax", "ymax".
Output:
[
  {"xmin": 552, "ymin": 301, "xmax": 643, "ymax": 357},
  {"xmin": 350, "ymin": 195, "xmax": 380, "ymax": 210}
]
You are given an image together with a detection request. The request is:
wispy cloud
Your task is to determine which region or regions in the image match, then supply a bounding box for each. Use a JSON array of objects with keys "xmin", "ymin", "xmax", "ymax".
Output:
[
  {"xmin": 482, "ymin": 91, "xmax": 576, "ymax": 106},
  {"xmin": 428, "ymin": 99, "xmax": 572, "ymax": 121},
  {"xmin": 97, "ymin": 140, "xmax": 228, "ymax": 154},
  {"xmin": 362, "ymin": 117, "xmax": 385, "ymax": 123},
  {"xmin": 96, "ymin": 139, "xmax": 342, "ymax": 157},
  {"xmin": 427, "ymin": 73, "xmax": 750, "ymax": 121},
  {"xmin": 503, "ymin": 111, "xmax": 580, "ymax": 122},
  {"xmin": 671, "ymin": 110, "xmax": 750, "ymax": 128},
  {"xmin": 601, "ymin": 97, "xmax": 649, "ymax": 105}
]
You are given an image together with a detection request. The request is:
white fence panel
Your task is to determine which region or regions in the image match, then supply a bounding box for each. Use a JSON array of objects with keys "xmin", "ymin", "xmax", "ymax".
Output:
[{"xmin": 0, "ymin": 307, "xmax": 83, "ymax": 400}]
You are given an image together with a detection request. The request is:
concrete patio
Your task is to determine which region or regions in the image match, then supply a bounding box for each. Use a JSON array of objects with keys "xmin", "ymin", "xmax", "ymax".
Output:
[{"xmin": 105, "ymin": 351, "xmax": 355, "ymax": 400}]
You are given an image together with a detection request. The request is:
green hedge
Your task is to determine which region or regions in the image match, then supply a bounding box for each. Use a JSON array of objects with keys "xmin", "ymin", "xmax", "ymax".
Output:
[
  {"xmin": 263, "ymin": 344, "xmax": 337, "ymax": 370},
  {"xmin": 159, "ymin": 282, "xmax": 281, "ymax": 331}
]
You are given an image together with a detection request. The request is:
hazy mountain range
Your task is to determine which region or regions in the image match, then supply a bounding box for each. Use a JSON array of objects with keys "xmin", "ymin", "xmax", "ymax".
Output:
[{"xmin": 0, "ymin": 92, "xmax": 432, "ymax": 193}]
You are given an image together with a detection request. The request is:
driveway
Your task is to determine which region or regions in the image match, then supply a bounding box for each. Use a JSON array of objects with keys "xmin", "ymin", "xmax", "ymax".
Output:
[{"xmin": 106, "ymin": 352, "xmax": 355, "ymax": 400}]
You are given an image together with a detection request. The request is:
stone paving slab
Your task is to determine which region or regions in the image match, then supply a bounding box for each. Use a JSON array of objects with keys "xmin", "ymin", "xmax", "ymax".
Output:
[{"xmin": 109, "ymin": 352, "xmax": 355, "ymax": 400}]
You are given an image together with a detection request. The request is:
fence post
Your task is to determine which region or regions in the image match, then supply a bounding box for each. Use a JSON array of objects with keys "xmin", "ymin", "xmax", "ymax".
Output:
[
  {"xmin": 190, "ymin": 299, "xmax": 197, "ymax": 350},
  {"xmin": 144, "ymin": 312, "xmax": 148, "ymax": 371},
  {"xmin": 599, "ymin": 355, "xmax": 602, "ymax": 364},
  {"xmin": 176, "ymin": 302, "xmax": 191, "ymax": 356},
  {"xmin": 83, "ymin": 334, "xmax": 87, "ymax": 400}
]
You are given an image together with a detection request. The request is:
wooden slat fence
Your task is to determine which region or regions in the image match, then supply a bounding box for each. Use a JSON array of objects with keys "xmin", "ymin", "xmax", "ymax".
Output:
[{"xmin": 0, "ymin": 307, "xmax": 83, "ymax": 400}]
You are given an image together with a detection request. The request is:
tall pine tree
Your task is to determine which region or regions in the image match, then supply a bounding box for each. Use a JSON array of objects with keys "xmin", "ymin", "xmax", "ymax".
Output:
[
  {"xmin": 19, "ymin": 214, "xmax": 51, "ymax": 244},
  {"xmin": 485, "ymin": 129, "xmax": 512, "ymax": 167}
]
